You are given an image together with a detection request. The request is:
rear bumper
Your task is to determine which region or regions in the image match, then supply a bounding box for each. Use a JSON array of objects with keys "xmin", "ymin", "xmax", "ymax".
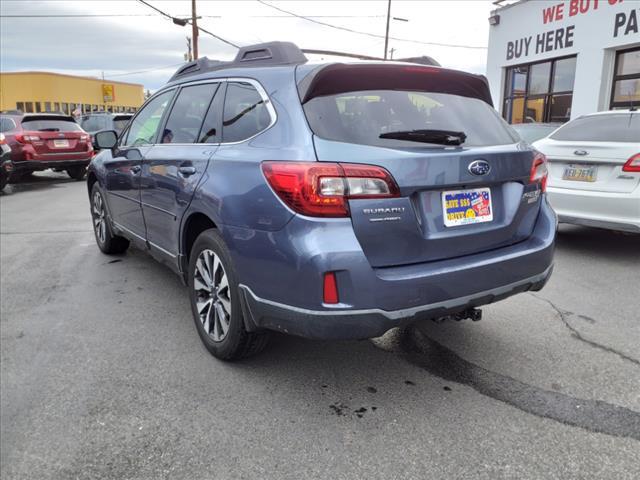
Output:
[
  {"xmin": 233, "ymin": 198, "xmax": 557, "ymax": 340},
  {"xmin": 548, "ymin": 186, "xmax": 640, "ymax": 233},
  {"xmin": 240, "ymin": 266, "xmax": 552, "ymax": 339},
  {"xmin": 12, "ymin": 158, "xmax": 91, "ymax": 172}
]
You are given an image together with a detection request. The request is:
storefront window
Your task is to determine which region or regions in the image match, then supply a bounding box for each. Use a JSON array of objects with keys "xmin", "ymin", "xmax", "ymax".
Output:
[
  {"xmin": 610, "ymin": 47, "xmax": 640, "ymax": 109},
  {"xmin": 16, "ymin": 102, "xmax": 25, "ymax": 113},
  {"xmin": 552, "ymin": 57, "xmax": 577, "ymax": 92},
  {"xmin": 503, "ymin": 55, "xmax": 576, "ymax": 124},
  {"xmin": 44, "ymin": 102, "xmax": 52, "ymax": 112},
  {"xmin": 25, "ymin": 102, "xmax": 34, "ymax": 113},
  {"xmin": 35, "ymin": 102, "xmax": 42, "ymax": 113},
  {"xmin": 529, "ymin": 62, "xmax": 551, "ymax": 95}
]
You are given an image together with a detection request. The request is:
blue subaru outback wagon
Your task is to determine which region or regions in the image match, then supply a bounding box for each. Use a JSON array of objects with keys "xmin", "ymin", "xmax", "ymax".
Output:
[{"xmin": 88, "ymin": 42, "xmax": 556, "ymax": 360}]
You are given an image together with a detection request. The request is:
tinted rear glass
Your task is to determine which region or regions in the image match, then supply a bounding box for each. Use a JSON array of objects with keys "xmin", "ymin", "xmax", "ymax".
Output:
[
  {"xmin": 550, "ymin": 114, "xmax": 639, "ymax": 142},
  {"xmin": 512, "ymin": 125, "xmax": 558, "ymax": 143},
  {"xmin": 303, "ymin": 90, "xmax": 517, "ymax": 147},
  {"xmin": 22, "ymin": 118, "xmax": 82, "ymax": 132},
  {"xmin": 113, "ymin": 118, "xmax": 131, "ymax": 134},
  {"xmin": 81, "ymin": 116, "xmax": 109, "ymax": 132}
]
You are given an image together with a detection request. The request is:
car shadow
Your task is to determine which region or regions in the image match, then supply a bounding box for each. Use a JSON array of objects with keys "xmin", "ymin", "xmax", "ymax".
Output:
[
  {"xmin": 556, "ymin": 224, "xmax": 640, "ymax": 261},
  {"xmin": 2, "ymin": 171, "xmax": 77, "ymax": 195}
]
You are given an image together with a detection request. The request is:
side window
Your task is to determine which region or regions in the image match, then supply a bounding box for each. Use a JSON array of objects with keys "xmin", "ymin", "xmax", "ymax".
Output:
[
  {"xmin": 199, "ymin": 83, "xmax": 225, "ymax": 143},
  {"xmin": 161, "ymin": 83, "xmax": 218, "ymax": 144},
  {"xmin": 123, "ymin": 90, "xmax": 174, "ymax": 147},
  {"xmin": 222, "ymin": 82, "xmax": 272, "ymax": 143},
  {"xmin": 0, "ymin": 117, "xmax": 17, "ymax": 133}
]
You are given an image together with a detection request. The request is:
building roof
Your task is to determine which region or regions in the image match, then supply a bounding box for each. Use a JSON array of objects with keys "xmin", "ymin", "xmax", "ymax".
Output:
[{"xmin": 0, "ymin": 71, "xmax": 143, "ymax": 88}]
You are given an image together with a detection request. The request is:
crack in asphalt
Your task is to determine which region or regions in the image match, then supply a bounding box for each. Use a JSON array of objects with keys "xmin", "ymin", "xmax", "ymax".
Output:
[
  {"xmin": 530, "ymin": 294, "xmax": 640, "ymax": 367},
  {"xmin": 396, "ymin": 327, "xmax": 640, "ymax": 441}
]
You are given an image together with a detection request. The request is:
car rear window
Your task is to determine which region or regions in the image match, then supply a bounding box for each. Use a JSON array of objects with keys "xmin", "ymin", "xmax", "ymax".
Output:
[
  {"xmin": 113, "ymin": 116, "xmax": 132, "ymax": 134},
  {"xmin": 550, "ymin": 114, "xmax": 639, "ymax": 142},
  {"xmin": 21, "ymin": 116, "xmax": 82, "ymax": 132},
  {"xmin": 81, "ymin": 115, "xmax": 109, "ymax": 132},
  {"xmin": 303, "ymin": 90, "xmax": 518, "ymax": 148}
]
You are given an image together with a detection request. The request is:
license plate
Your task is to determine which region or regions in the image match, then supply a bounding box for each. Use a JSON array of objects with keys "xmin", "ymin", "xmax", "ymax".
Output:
[
  {"xmin": 562, "ymin": 164, "xmax": 597, "ymax": 182},
  {"xmin": 53, "ymin": 139, "xmax": 69, "ymax": 148},
  {"xmin": 442, "ymin": 188, "xmax": 493, "ymax": 227}
]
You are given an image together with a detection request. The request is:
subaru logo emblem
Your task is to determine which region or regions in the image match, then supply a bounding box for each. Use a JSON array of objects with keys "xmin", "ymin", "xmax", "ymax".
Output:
[
  {"xmin": 574, "ymin": 150, "xmax": 588, "ymax": 156},
  {"xmin": 468, "ymin": 160, "xmax": 491, "ymax": 176}
]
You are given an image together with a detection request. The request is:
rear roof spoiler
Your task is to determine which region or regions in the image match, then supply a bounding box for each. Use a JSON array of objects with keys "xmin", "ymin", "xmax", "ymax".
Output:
[{"xmin": 297, "ymin": 63, "xmax": 493, "ymax": 106}]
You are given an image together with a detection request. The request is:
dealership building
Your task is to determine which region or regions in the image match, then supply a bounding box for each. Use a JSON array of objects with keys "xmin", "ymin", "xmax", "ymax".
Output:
[
  {"xmin": 486, "ymin": 0, "xmax": 640, "ymax": 124},
  {"xmin": 0, "ymin": 71, "xmax": 144, "ymax": 115}
]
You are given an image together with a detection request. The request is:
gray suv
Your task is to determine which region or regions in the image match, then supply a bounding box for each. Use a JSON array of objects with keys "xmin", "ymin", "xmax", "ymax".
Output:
[{"xmin": 88, "ymin": 42, "xmax": 556, "ymax": 360}]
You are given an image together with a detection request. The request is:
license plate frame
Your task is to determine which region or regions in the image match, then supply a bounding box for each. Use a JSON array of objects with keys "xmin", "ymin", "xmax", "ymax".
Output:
[
  {"xmin": 442, "ymin": 187, "xmax": 493, "ymax": 228},
  {"xmin": 53, "ymin": 139, "xmax": 69, "ymax": 148},
  {"xmin": 562, "ymin": 163, "xmax": 597, "ymax": 182}
]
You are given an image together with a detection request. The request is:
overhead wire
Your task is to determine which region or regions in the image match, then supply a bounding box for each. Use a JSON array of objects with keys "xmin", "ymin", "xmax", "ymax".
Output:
[
  {"xmin": 255, "ymin": 0, "xmax": 487, "ymax": 50},
  {"xmin": 136, "ymin": 0, "xmax": 239, "ymax": 49}
]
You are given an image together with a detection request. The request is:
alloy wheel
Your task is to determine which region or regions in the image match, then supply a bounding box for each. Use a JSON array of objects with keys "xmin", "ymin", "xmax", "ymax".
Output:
[
  {"xmin": 92, "ymin": 191, "xmax": 106, "ymax": 244},
  {"xmin": 194, "ymin": 249, "xmax": 232, "ymax": 342}
]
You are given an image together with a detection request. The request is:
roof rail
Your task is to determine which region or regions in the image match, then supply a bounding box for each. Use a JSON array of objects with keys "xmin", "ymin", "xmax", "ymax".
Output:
[{"xmin": 168, "ymin": 41, "xmax": 308, "ymax": 82}]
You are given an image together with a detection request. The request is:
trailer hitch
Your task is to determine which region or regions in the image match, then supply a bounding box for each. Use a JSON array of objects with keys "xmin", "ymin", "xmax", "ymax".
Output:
[{"xmin": 432, "ymin": 307, "xmax": 482, "ymax": 324}]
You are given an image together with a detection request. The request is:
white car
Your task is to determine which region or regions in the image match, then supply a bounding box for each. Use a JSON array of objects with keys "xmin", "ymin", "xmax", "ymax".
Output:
[{"xmin": 533, "ymin": 110, "xmax": 639, "ymax": 233}]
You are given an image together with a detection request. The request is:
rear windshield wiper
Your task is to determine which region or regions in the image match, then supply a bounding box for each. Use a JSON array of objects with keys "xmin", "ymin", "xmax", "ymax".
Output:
[
  {"xmin": 38, "ymin": 128, "xmax": 60, "ymax": 132},
  {"xmin": 379, "ymin": 129, "xmax": 466, "ymax": 145}
]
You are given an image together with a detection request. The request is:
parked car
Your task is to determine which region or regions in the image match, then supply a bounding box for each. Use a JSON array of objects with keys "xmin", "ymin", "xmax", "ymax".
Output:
[
  {"xmin": 0, "ymin": 113, "xmax": 93, "ymax": 180},
  {"xmin": 88, "ymin": 42, "xmax": 556, "ymax": 360},
  {"xmin": 534, "ymin": 110, "xmax": 639, "ymax": 233},
  {"xmin": 511, "ymin": 122, "xmax": 562, "ymax": 144},
  {"xmin": 80, "ymin": 112, "xmax": 133, "ymax": 137},
  {"xmin": 0, "ymin": 133, "xmax": 13, "ymax": 191}
]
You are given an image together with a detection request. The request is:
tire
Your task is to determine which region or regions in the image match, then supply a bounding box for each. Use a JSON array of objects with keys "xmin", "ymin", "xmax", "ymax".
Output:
[
  {"xmin": 67, "ymin": 166, "xmax": 87, "ymax": 180},
  {"xmin": 0, "ymin": 175, "xmax": 7, "ymax": 191},
  {"xmin": 11, "ymin": 171, "xmax": 33, "ymax": 183},
  {"xmin": 188, "ymin": 229, "xmax": 270, "ymax": 360},
  {"xmin": 90, "ymin": 183, "xmax": 130, "ymax": 254}
]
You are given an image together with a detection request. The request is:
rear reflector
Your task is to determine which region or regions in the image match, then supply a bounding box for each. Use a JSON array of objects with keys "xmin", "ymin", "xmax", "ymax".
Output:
[
  {"xmin": 529, "ymin": 151, "xmax": 548, "ymax": 192},
  {"xmin": 622, "ymin": 153, "xmax": 640, "ymax": 172},
  {"xmin": 262, "ymin": 161, "xmax": 399, "ymax": 217},
  {"xmin": 323, "ymin": 272, "xmax": 339, "ymax": 304}
]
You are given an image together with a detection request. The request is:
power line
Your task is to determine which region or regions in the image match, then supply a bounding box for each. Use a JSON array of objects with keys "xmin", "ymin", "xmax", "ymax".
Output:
[
  {"xmin": 1, "ymin": 14, "xmax": 160, "ymax": 18},
  {"xmin": 255, "ymin": 0, "xmax": 487, "ymax": 50},
  {"xmin": 136, "ymin": 0, "xmax": 239, "ymax": 49},
  {"xmin": 0, "ymin": 14, "xmax": 384, "ymax": 19},
  {"xmin": 106, "ymin": 63, "xmax": 185, "ymax": 78}
]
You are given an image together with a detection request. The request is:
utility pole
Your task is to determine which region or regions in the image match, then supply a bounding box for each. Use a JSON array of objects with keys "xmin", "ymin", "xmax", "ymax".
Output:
[
  {"xmin": 186, "ymin": 36, "xmax": 193, "ymax": 62},
  {"xmin": 191, "ymin": 0, "xmax": 199, "ymax": 60},
  {"xmin": 389, "ymin": 48, "xmax": 396, "ymax": 60},
  {"xmin": 383, "ymin": 0, "xmax": 391, "ymax": 60}
]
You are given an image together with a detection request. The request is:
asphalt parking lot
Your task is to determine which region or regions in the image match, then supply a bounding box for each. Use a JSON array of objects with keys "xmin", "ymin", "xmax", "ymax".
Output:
[{"xmin": 1, "ymin": 172, "xmax": 639, "ymax": 480}]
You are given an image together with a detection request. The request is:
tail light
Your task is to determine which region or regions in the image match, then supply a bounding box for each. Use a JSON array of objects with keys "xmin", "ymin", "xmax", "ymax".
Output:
[
  {"xmin": 15, "ymin": 133, "xmax": 41, "ymax": 143},
  {"xmin": 0, "ymin": 133, "xmax": 5, "ymax": 145},
  {"xmin": 529, "ymin": 151, "xmax": 548, "ymax": 192},
  {"xmin": 622, "ymin": 153, "xmax": 640, "ymax": 172},
  {"xmin": 262, "ymin": 161, "xmax": 400, "ymax": 217},
  {"xmin": 79, "ymin": 134, "xmax": 90, "ymax": 143},
  {"xmin": 323, "ymin": 272, "xmax": 339, "ymax": 304}
]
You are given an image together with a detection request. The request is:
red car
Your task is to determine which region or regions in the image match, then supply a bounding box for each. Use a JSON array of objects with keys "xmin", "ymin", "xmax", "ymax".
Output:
[{"xmin": 0, "ymin": 113, "xmax": 93, "ymax": 180}]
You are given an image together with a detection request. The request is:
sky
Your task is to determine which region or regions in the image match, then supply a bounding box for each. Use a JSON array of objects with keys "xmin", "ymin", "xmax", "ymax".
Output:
[{"xmin": 0, "ymin": 0, "xmax": 497, "ymax": 91}]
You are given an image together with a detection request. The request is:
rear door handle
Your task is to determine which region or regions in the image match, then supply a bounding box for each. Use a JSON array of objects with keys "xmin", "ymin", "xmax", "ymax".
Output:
[
  {"xmin": 178, "ymin": 166, "xmax": 197, "ymax": 176},
  {"xmin": 130, "ymin": 165, "xmax": 141, "ymax": 174}
]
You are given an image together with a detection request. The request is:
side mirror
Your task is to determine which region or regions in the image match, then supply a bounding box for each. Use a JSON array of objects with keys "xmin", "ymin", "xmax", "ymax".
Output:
[{"xmin": 93, "ymin": 130, "xmax": 118, "ymax": 150}]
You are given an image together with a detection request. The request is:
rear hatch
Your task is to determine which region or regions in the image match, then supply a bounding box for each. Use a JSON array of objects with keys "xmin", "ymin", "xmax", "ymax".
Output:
[
  {"xmin": 534, "ymin": 113, "xmax": 640, "ymax": 194},
  {"xmin": 299, "ymin": 63, "xmax": 542, "ymax": 268},
  {"xmin": 20, "ymin": 115, "xmax": 91, "ymax": 158}
]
